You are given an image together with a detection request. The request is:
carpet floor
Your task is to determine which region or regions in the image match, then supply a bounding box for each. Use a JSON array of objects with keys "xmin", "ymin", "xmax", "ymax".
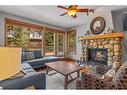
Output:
[{"xmin": 46, "ymin": 70, "xmax": 77, "ymax": 89}]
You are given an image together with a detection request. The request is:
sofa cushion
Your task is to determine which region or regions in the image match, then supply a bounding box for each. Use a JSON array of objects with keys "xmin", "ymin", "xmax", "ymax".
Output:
[
  {"xmin": 24, "ymin": 56, "xmax": 59, "ymax": 68},
  {"xmin": 34, "ymin": 51, "xmax": 43, "ymax": 59},
  {"xmin": 95, "ymin": 65, "xmax": 111, "ymax": 75},
  {"xmin": 21, "ymin": 63, "xmax": 36, "ymax": 74},
  {"xmin": 26, "ymin": 52, "xmax": 35, "ymax": 61},
  {"xmin": 25, "ymin": 56, "xmax": 59, "ymax": 63}
]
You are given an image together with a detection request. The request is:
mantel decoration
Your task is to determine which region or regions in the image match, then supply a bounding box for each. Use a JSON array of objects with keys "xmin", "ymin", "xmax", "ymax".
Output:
[{"xmin": 90, "ymin": 17, "xmax": 106, "ymax": 35}]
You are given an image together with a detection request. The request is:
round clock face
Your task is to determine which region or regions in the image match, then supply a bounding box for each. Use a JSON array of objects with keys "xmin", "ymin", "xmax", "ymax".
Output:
[{"xmin": 90, "ymin": 17, "xmax": 106, "ymax": 35}]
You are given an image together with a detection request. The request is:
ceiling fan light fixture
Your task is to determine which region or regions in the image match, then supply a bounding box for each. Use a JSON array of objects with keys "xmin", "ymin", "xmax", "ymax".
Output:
[
  {"xmin": 58, "ymin": 5, "xmax": 95, "ymax": 18},
  {"xmin": 68, "ymin": 10, "xmax": 76, "ymax": 16}
]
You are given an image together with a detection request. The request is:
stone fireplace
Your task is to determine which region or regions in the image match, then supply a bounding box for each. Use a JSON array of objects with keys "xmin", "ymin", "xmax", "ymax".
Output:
[{"xmin": 79, "ymin": 33, "xmax": 124, "ymax": 69}]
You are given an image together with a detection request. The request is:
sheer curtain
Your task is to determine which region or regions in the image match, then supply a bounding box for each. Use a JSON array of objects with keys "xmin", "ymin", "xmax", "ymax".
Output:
[
  {"xmin": 122, "ymin": 33, "xmax": 127, "ymax": 62},
  {"xmin": 111, "ymin": 10, "xmax": 127, "ymax": 63}
]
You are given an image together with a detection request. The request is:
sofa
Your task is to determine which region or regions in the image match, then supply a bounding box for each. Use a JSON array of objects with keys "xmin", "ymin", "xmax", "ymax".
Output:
[
  {"xmin": 22, "ymin": 51, "xmax": 60, "ymax": 69},
  {"xmin": 0, "ymin": 63, "xmax": 46, "ymax": 89},
  {"xmin": 76, "ymin": 62, "xmax": 127, "ymax": 89}
]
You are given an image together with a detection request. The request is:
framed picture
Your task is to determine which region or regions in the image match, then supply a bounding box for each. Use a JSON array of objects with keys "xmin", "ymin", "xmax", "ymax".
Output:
[{"xmin": 90, "ymin": 17, "xmax": 106, "ymax": 35}]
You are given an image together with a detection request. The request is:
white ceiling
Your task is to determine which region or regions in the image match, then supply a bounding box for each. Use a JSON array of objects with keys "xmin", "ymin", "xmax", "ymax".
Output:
[{"xmin": 0, "ymin": 6, "xmax": 126, "ymax": 30}]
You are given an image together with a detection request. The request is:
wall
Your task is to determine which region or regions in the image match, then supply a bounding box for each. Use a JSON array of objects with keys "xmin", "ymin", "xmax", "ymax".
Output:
[
  {"xmin": 67, "ymin": 7, "xmax": 114, "ymax": 60},
  {"xmin": 0, "ymin": 12, "xmax": 66, "ymax": 47}
]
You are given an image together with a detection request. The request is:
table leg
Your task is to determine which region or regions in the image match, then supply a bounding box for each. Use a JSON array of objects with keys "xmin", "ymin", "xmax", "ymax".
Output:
[
  {"xmin": 69, "ymin": 74, "xmax": 73, "ymax": 79},
  {"xmin": 64, "ymin": 75, "xmax": 68, "ymax": 89},
  {"xmin": 46, "ymin": 66, "xmax": 49, "ymax": 74},
  {"xmin": 77, "ymin": 70, "xmax": 80, "ymax": 78}
]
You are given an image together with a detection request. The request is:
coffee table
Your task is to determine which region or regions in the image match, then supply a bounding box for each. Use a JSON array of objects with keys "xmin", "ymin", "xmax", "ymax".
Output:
[{"xmin": 46, "ymin": 61, "xmax": 83, "ymax": 89}]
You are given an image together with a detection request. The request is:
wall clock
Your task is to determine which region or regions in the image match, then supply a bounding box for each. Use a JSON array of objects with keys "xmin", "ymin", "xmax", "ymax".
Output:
[{"xmin": 90, "ymin": 17, "xmax": 106, "ymax": 35}]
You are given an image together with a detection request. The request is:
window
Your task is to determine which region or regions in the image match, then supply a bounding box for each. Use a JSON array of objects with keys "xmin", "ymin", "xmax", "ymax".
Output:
[
  {"xmin": 67, "ymin": 30, "xmax": 76, "ymax": 54},
  {"xmin": 5, "ymin": 19, "xmax": 43, "ymax": 50},
  {"xmin": 5, "ymin": 18, "xmax": 65, "ymax": 56},
  {"xmin": 57, "ymin": 33, "xmax": 64, "ymax": 57},
  {"xmin": 44, "ymin": 32, "xmax": 55, "ymax": 56}
]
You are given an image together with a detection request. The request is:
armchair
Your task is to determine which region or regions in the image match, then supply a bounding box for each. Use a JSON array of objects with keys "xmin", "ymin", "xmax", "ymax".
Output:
[{"xmin": 76, "ymin": 63, "xmax": 127, "ymax": 89}]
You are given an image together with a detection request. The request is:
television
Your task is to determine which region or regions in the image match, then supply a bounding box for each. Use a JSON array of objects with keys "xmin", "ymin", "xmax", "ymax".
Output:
[{"xmin": 0, "ymin": 47, "xmax": 21, "ymax": 81}]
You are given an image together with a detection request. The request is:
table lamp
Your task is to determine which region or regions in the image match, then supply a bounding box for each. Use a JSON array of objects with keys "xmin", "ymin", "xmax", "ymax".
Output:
[{"xmin": 0, "ymin": 47, "xmax": 21, "ymax": 81}]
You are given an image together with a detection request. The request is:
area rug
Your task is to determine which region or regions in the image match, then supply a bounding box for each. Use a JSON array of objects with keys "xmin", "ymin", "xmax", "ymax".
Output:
[{"xmin": 46, "ymin": 70, "xmax": 77, "ymax": 89}]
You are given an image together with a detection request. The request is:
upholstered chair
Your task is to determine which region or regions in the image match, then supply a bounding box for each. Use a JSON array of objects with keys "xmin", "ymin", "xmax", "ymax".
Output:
[{"xmin": 76, "ymin": 63, "xmax": 127, "ymax": 89}]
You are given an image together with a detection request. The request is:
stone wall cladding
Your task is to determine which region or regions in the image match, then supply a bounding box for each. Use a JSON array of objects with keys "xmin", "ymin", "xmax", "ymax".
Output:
[{"xmin": 81, "ymin": 37, "xmax": 122, "ymax": 69}]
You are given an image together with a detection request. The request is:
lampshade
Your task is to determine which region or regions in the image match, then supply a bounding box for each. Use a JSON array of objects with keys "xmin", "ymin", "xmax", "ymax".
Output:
[{"xmin": 0, "ymin": 47, "xmax": 21, "ymax": 81}]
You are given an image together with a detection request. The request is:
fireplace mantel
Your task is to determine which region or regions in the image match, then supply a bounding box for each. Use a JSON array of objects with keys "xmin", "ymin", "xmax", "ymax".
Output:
[
  {"xmin": 80, "ymin": 32, "xmax": 125, "ymax": 69},
  {"xmin": 79, "ymin": 33, "xmax": 124, "ymax": 40}
]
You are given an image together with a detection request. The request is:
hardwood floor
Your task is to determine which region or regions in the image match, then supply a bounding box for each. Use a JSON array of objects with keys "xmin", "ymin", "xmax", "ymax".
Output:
[{"xmin": 60, "ymin": 58, "xmax": 76, "ymax": 64}]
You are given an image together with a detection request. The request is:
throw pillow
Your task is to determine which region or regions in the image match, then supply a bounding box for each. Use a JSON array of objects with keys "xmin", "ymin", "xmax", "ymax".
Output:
[
  {"xmin": 101, "ymin": 68, "xmax": 116, "ymax": 81},
  {"xmin": 26, "ymin": 52, "xmax": 35, "ymax": 60},
  {"xmin": 34, "ymin": 51, "xmax": 43, "ymax": 59},
  {"xmin": 112, "ymin": 63, "xmax": 127, "ymax": 85},
  {"xmin": 21, "ymin": 52, "xmax": 27, "ymax": 61},
  {"xmin": 21, "ymin": 63, "xmax": 36, "ymax": 74}
]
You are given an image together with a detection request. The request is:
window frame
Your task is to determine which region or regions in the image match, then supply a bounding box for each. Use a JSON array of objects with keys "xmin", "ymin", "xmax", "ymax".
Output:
[{"xmin": 67, "ymin": 29, "xmax": 76, "ymax": 54}]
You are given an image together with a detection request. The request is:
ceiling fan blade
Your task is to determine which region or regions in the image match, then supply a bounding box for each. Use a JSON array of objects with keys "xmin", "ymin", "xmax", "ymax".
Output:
[
  {"xmin": 60, "ymin": 12, "xmax": 67, "ymax": 16},
  {"xmin": 76, "ymin": 9, "xmax": 89, "ymax": 12},
  {"xmin": 89, "ymin": 9, "xmax": 95, "ymax": 13},
  {"xmin": 86, "ymin": 9, "xmax": 95, "ymax": 16},
  {"xmin": 57, "ymin": 6, "xmax": 68, "ymax": 10},
  {"xmin": 68, "ymin": 5, "xmax": 73, "ymax": 8}
]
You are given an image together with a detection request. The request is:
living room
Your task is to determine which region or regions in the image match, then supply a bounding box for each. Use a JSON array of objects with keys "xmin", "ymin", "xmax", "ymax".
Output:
[{"xmin": 0, "ymin": 3, "xmax": 127, "ymax": 92}]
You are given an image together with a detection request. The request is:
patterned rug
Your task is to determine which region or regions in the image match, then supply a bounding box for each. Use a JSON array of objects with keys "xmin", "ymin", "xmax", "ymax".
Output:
[{"xmin": 46, "ymin": 70, "xmax": 77, "ymax": 89}]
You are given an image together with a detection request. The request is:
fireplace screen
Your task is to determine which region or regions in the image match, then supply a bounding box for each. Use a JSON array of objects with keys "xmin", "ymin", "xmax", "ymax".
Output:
[{"xmin": 88, "ymin": 48, "xmax": 108, "ymax": 65}]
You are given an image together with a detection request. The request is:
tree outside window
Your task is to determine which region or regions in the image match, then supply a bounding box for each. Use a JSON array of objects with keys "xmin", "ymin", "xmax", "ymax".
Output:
[
  {"xmin": 68, "ymin": 30, "xmax": 76, "ymax": 54},
  {"xmin": 44, "ymin": 32, "xmax": 55, "ymax": 56}
]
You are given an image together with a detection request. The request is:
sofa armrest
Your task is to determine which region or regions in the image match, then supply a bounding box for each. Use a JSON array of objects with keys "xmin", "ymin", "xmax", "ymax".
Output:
[{"xmin": 79, "ymin": 72, "xmax": 115, "ymax": 89}]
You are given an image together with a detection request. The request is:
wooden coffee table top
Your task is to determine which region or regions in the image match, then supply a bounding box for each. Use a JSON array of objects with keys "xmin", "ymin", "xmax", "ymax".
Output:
[{"xmin": 46, "ymin": 61, "xmax": 83, "ymax": 75}]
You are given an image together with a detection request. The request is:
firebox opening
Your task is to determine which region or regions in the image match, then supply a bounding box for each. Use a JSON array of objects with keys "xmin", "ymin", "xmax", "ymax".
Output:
[{"xmin": 88, "ymin": 48, "xmax": 108, "ymax": 65}]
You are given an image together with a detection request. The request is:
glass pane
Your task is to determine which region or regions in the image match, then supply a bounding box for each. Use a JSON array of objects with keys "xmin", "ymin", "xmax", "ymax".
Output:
[
  {"xmin": 58, "ymin": 35, "xmax": 64, "ymax": 46},
  {"xmin": 6, "ymin": 24, "xmax": 42, "ymax": 50},
  {"xmin": 44, "ymin": 32, "xmax": 55, "ymax": 56},
  {"xmin": 58, "ymin": 46, "xmax": 64, "ymax": 56},
  {"xmin": 57, "ymin": 34, "xmax": 64, "ymax": 56},
  {"xmin": 68, "ymin": 32, "xmax": 76, "ymax": 53}
]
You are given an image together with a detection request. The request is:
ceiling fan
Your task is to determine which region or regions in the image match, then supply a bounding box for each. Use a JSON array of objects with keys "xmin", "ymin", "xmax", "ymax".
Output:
[{"xmin": 57, "ymin": 5, "xmax": 95, "ymax": 18}]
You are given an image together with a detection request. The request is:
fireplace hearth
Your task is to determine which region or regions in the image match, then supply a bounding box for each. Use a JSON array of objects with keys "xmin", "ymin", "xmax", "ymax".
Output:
[
  {"xmin": 88, "ymin": 48, "xmax": 108, "ymax": 65},
  {"xmin": 80, "ymin": 33, "xmax": 124, "ymax": 69}
]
